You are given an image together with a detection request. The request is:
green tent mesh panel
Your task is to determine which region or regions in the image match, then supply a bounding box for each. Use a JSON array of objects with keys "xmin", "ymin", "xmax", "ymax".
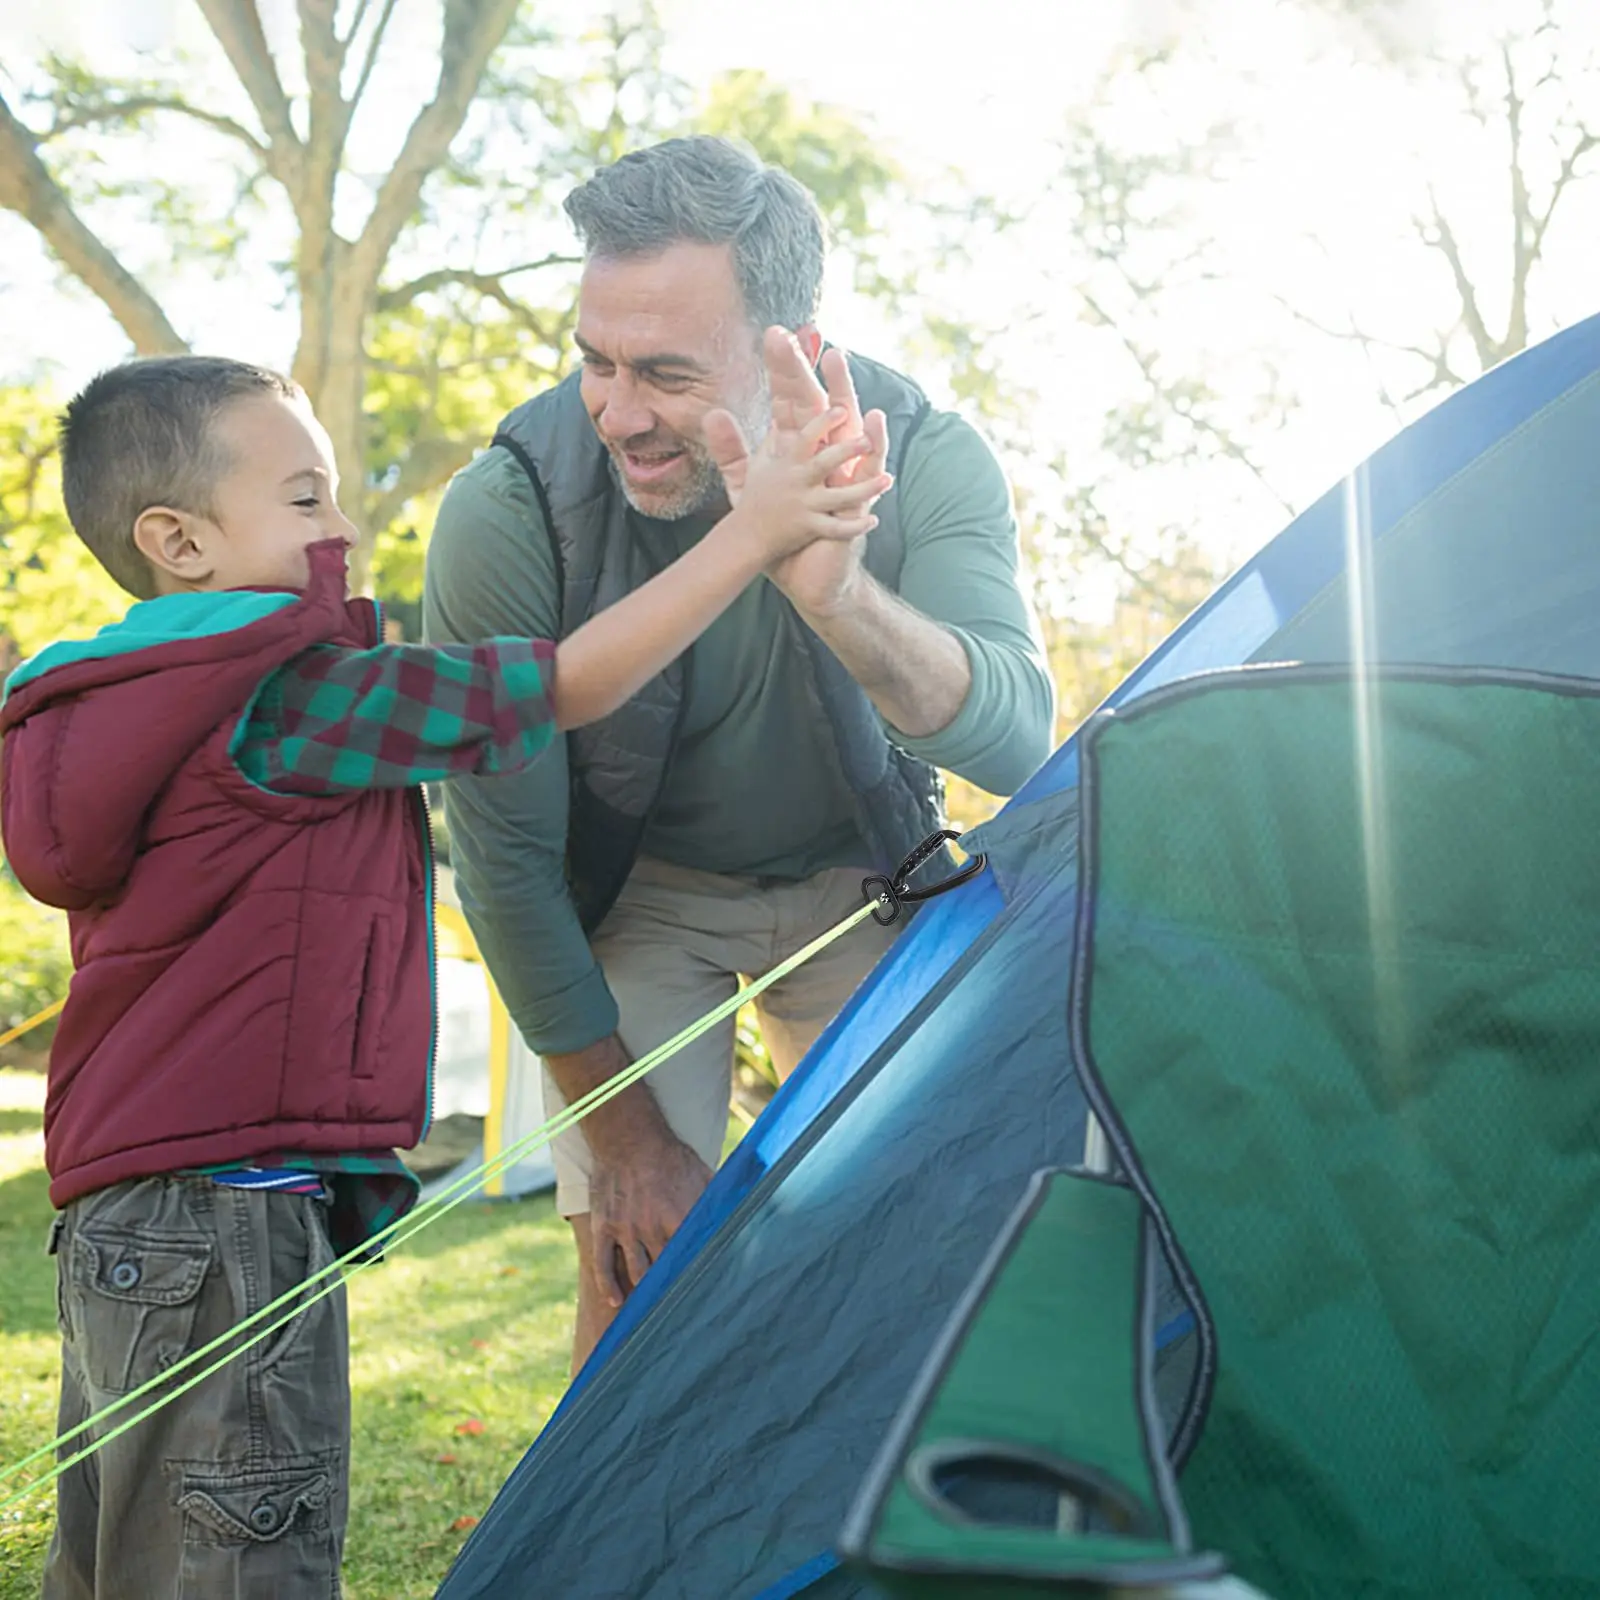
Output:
[{"xmin": 843, "ymin": 665, "xmax": 1600, "ymax": 1599}]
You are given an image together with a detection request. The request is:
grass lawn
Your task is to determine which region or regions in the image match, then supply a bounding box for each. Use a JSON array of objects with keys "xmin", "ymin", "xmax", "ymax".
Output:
[{"xmin": 0, "ymin": 1069, "xmax": 579, "ymax": 1598}]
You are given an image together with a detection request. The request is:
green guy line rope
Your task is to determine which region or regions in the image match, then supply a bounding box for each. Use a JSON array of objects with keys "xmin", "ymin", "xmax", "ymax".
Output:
[{"xmin": 0, "ymin": 900, "xmax": 878, "ymax": 1516}]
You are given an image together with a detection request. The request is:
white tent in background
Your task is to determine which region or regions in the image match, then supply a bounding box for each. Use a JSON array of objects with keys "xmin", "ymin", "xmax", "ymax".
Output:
[{"xmin": 425, "ymin": 870, "xmax": 557, "ymax": 1202}]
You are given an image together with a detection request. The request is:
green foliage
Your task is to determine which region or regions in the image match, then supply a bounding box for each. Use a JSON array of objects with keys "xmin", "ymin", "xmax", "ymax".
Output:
[
  {"xmin": 0, "ymin": 388, "xmax": 119, "ymax": 1050},
  {"xmin": 0, "ymin": 871, "xmax": 70, "ymax": 1040},
  {"xmin": 364, "ymin": 294, "xmax": 575, "ymax": 608},
  {"xmin": 733, "ymin": 1004, "xmax": 778, "ymax": 1123},
  {"xmin": 0, "ymin": 384, "xmax": 124, "ymax": 661}
]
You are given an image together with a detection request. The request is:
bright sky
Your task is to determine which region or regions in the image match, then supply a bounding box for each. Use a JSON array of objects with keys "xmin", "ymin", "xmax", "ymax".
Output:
[{"xmin": 2, "ymin": 0, "xmax": 1596, "ymax": 581}]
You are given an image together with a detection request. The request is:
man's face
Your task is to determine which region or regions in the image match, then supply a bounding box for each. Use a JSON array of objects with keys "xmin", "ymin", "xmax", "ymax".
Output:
[
  {"xmin": 575, "ymin": 241, "xmax": 771, "ymax": 521},
  {"xmin": 203, "ymin": 393, "xmax": 358, "ymax": 591}
]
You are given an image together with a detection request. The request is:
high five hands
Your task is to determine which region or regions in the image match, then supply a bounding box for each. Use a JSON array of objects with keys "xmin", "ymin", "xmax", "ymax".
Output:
[{"xmin": 703, "ymin": 327, "xmax": 890, "ymax": 618}]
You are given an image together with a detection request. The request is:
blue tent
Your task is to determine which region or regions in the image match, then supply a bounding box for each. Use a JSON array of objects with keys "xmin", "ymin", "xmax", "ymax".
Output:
[{"xmin": 436, "ymin": 310, "xmax": 1600, "ymax": 1600}]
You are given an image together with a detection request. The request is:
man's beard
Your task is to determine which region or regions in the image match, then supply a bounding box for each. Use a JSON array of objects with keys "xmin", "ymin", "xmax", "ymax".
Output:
[{"xmin": 612, "ymin": 368, "xmax": 773, "ymax": 522}]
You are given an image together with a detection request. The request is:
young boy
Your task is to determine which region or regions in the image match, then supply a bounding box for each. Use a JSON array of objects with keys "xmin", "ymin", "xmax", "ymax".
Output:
[{"xmin": 0, "ymin": 354, "xmax": 886, "ymax": 1597}]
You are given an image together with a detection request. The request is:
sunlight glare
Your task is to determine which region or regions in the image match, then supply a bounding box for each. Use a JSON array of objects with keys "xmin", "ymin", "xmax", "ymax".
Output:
[{"xmin": 1340, "ymin": 465, "xmax": 1406, "ymax": 1077}]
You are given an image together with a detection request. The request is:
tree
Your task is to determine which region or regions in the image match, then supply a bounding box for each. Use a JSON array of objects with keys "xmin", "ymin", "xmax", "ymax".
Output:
[
  {"xmin": 1282, "ymin": 0, "xmax": 1599, "ymax": 409},
  {"xmin": 0, "ymin": 3, "xmax": 935, "ymax": 609},
  {"xmin": 922, "ymin": 40, "xmax": 1296, "ymax": 832},
  {"xmin": 0, "ymin": 0, "xmax": 541, "ymax": 582},
  {"xmin": 971, "ymin": 0, "xmax": 1599, "ymax": 783},
  {"xmin": 1041, "ymin": 48, "xmax": 1297, "ymax": 597}
]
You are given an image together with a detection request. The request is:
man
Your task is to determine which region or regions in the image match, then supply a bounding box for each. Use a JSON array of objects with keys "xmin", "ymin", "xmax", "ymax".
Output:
[{"xmin": 424, "ymin": 136, "xmax": 1054, "ymax": 1371}]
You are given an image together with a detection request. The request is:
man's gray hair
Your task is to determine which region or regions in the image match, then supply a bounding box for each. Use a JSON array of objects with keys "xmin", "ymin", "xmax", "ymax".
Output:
[{"xmin": 563, "ymin": 135, "xmax": 827, "ymax": 332}]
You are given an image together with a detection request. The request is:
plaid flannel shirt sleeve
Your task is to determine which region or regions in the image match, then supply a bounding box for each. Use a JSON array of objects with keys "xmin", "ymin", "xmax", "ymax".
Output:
[{"xmin": 234, "ymin": 638, "xmax": 558, "ymax": 794}]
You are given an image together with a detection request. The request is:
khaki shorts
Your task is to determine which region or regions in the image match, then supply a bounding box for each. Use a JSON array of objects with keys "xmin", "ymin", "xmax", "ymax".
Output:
[{"xmin": 543, "ymin": 856, "xmax": 902, "ymax": 1216}]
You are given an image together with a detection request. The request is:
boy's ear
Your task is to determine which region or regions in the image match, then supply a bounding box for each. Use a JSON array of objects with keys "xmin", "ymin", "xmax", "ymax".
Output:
[{"xmin": 133, "ymin": 506, "xmax": 214, "ymax": 589}]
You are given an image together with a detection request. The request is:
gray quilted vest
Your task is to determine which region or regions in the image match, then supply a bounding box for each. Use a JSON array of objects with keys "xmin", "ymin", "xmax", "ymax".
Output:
[{"xmin": 491, "ymin": 350, "xmax": 951, "ymax": 934}]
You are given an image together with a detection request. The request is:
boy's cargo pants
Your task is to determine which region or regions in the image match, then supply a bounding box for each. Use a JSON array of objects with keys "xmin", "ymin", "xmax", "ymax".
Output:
[{"xmin": 40, "ymin": 1175, "xmax": 349, "ymax": 1599}]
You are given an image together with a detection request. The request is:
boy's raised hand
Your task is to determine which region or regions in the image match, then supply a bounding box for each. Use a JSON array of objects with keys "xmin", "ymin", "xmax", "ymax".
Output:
[{"xmin": 702, "ymin": 399, "xmax": 891, "ymax": 563}]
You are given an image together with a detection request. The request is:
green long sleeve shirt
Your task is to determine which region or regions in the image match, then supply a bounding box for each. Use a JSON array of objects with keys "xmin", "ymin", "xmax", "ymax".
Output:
[{"xmin": 422, "ymin": 407, "xmax": 1054, "ymax": 1057}]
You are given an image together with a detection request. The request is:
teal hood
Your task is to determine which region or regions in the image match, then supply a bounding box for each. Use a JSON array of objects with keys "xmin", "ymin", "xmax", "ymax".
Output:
[{"xmin": 3, "ymin": 588, "xmax": 300, "ymax": 706}]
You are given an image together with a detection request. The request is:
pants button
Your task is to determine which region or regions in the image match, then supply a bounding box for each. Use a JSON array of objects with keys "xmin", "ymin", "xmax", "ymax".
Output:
[{"xmin": 249, "ymin": 1501, "xmax": 281, "ymax": 1534}]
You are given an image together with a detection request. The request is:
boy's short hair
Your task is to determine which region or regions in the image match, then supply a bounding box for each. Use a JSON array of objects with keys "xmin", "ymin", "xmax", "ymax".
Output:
[{"xmin": 59, "ymin": 355, "xmax": 299, "ymax": 600}]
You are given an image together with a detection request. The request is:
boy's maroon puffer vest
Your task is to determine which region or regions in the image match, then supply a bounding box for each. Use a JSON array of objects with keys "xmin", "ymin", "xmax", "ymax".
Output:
[{"xmin": 0, "ymin": 544, "xmax": 433, "ymax": 1207}]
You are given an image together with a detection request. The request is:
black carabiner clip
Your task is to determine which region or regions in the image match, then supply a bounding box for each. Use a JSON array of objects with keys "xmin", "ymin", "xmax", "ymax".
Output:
[{"xmin": 862, "ymin": 829, "xmax": 988, "ymax": 926}]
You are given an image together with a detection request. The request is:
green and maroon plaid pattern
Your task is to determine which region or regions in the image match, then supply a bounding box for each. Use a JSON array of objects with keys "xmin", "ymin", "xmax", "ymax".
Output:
[{"xmin": 235, "ymin": 636, "xmax": 557, "ymax": 794}]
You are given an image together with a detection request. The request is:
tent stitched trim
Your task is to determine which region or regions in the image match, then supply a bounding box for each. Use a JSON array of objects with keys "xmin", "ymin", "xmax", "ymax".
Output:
[
  {"xmin": 838, "ymin": 1170, "xmax": 1224, "ymax": 1587},
  {"xmin": 1067, "ymin": 659, "xmax": 1600, "ymax": 1474},
  {"xmin": 1070, "ymin": 704, "xmax": 1219, "ymax": 1476},
  {"xmin": 838, "ymin": 1166, "xmax": 1061, "ymax": 1557}
]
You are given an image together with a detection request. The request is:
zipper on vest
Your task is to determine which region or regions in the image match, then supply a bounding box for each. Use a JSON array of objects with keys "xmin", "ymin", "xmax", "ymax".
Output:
[
  {"xmin": 374, "ymin": 594, "xmax": 439, "ymax": 1141},
  {"xmin": 416, "ymin": 784, "xmax": 439, "ymax": 1141}
]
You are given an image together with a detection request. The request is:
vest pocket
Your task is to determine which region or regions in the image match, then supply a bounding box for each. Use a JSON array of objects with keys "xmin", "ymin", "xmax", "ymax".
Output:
[
  {"xmin": 281, "ymin": 893, "xmax": 399, "ymax": 1117},
  {"xmin": 350, "ymin": 906, "xmax": 398, "ymax": 1082}
]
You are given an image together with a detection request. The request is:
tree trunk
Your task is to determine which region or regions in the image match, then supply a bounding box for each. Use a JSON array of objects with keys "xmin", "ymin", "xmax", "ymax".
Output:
[
  {"xmin": 0, "ymin": 92, "xmax": 187, "ymax": 355},
  {"xmin": 294, "ymin": 243, "xmax": 379, "ymax": 587}
]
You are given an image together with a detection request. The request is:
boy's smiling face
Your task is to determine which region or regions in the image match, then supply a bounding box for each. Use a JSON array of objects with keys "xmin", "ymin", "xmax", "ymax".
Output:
[{"xmin": 135, "ymin": 391, "xmax": 359, "ymax": 594}]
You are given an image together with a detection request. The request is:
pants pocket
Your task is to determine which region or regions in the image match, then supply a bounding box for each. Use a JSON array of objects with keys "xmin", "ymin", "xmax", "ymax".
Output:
[
  {"xmin": 68, "ymin": 1221, "xmax": 214, "ymax": 1396},
  {"xmin": 257, "ymin": 1197, "xmax": 341, "ymax": 1382},
  {"xmin": 170, "ymin": 1453, "xmax": 342, "ymax": 1599}
]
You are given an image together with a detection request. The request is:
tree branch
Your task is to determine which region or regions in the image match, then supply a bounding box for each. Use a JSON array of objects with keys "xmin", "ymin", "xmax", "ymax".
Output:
[
  {"xmin": 347, "ymin": 0, "xmax": 401, "ymax": 115},
  {"xmin": 376, "ymin": 256, "xmax": 579, "ymax": 318},
  {"xmin": 343, "ymin": 0, "xmax": 377, "ymax": 57},
  {"xmin": 1063, "ymin": 497, "xmax": 1211, "ymax": 617},
  {"xmin": 1526, "ymin": 124, "xmax": 1599, "ymax": 266},
  {"xmin": 297, "ymin": 0, "xmax": 352, "ymax": 154},
  {"xmin": 1269, "ymin": 290, "xmax": 1463, "ymax": 413},
  {"xmin": 1417, "ymin": 192, "xmax": 1497, "ymax": 370},
  {"xmin": 43, "ymin": 93, "xmax": 269, "ymax": 160},
  {"xmin": 294, "ymin": 0, "xmax": 352, "ymax": 235},
  {"xmin": 367, "ymin": 434, "xmax": 476, "ymax": 531},
  {"xmin": 191, "ymin": 0, "xmax": 304, "ymax": 191},
  {"xmin": 351, "ymin": 0, "xmax": 522, "ymax": 288},
  {"xmin": 1502, "ymin": 41, "xmax": 1532, "ymax": 354},
  {"xmin": 1082, "ymin": 283, "xmax": 1295, "ymax": 516},
  {"xmin": 0, "ymin": 91, "xmax": 186, "ymax": 354}
]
